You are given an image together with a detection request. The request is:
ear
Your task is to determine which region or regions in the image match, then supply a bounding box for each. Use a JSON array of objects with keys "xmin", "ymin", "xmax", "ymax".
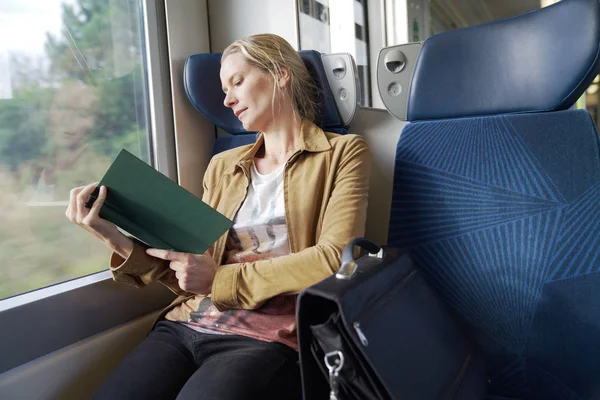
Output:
[{"xmin": 277, "ymin": 67, "xmax": 291, "ymax": 88}]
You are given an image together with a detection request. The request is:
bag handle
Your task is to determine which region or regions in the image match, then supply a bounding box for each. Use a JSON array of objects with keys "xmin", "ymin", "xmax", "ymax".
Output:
[{"xmin": 336, "ymin": 237, "xmax": 381, "ymax": 280}]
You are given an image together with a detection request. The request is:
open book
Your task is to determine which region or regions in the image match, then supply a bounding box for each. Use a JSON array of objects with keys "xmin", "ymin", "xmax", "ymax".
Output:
[{"xmin": 86, "ymin": 149, "xmax": 233, "ymax": 254}]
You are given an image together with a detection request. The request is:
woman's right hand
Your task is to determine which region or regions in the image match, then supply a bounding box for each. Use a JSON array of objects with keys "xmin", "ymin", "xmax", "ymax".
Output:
[{"xmin": 66, "ymin": 183, "xmax": 134, "ymax": 259}]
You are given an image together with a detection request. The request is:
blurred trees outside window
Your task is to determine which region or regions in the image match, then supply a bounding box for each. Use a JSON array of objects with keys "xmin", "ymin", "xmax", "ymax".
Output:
[{"xmin": 0, "ymin": 0, "xmax": 150, "ymax": 299}]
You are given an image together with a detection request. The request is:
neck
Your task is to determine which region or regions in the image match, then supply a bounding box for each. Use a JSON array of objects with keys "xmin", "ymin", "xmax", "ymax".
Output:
[{"xmin": 260, "ymin": 110, "xmax": 303, "ymax": 158}]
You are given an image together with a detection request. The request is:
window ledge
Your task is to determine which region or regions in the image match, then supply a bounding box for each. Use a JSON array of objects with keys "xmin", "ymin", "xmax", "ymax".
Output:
[{"xmin": 0, "ymin": 273, "xmax": 175, "ymax": 374}]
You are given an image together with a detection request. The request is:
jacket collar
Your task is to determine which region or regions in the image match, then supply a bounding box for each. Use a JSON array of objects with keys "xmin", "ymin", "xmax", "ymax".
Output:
[{"xmin": 232, "ymin": 119, "xmax": 331, "ymax": 173}]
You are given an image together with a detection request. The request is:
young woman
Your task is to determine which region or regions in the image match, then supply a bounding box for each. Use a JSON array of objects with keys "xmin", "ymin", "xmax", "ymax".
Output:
[{"xmin": 66, "ymin": 33, "xmax": 371, "ymax": 400}]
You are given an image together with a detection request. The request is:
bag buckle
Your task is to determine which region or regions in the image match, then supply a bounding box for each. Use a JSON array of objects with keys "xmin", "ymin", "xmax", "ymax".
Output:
[
  {"xmin": 325, "ymin": 351, "xmax": 345, "ymax": 400},
  {"xmin": 336, "ymin": 261, "xmax": 358, "ymax": 280}
]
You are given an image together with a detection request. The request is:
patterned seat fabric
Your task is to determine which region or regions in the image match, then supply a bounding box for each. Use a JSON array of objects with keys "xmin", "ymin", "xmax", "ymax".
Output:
[
  {"xmin": 389, "ymin": 110, "xmax": 600, "ymax": 399},
  {"xmin": 380, "ymin": 0, "xmax": 600, "ymax": 397}
]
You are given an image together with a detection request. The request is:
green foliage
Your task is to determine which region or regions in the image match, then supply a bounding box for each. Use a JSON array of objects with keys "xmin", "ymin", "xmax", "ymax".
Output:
[
  {"xmin": 90, "ymin": 127, "xmax": 149, "ymax": 162},
  {"xmin": 0, "ymin": 202, "xmax": 110, "ymax": 299},
  {"xmin": 43, "ymin": 0, "xmax": 148, "ymax": 156},
  {"xmin": 0, "ymin": 0, "xmax": 150, "ymax": 299},
  {"xmin": 45, "ymin": 0, "xmax": 143, "ymax": 84},
  {"xmin": 93, "ymin": 66, "xmax": 148, "ymax": 158},
  {"xmin": 0, "ymin": 90, "xmax": 50, "ymax": 172},
  {"xmin": 0, "ymin": 0, "xmax": 148, "ymax": 172}
]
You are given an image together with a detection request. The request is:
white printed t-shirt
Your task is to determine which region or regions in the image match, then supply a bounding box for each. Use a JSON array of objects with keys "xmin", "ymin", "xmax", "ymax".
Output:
[{"xmin": 171, "ymin": 161, "xmax": 298, "ymax": 349}]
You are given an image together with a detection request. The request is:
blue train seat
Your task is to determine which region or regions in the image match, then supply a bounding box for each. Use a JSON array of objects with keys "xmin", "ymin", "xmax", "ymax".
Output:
[
  {"xmin": 378, "ymin": 0, "xmax": 600, "ymax": 398},
  {"xmin": 183, "ymin": 51, "xmax": 359, "ymax": 154}
]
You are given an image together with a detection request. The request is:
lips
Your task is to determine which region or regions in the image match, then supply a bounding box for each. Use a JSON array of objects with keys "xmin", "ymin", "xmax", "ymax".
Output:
[{"xmin": 235, "ymin": 108, "xmax": 247, "ymax": 118}]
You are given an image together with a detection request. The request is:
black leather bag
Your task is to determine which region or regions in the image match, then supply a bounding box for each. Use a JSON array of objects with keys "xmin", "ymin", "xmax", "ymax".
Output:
[{"xmin": 297, "ymin": 238, "xmax": 487, "ymax": 400}]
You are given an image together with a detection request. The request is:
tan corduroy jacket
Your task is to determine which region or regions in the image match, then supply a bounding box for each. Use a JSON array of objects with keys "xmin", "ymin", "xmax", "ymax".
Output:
[{"xmin": 108, "ymin": 120, "xmax": 371, "ymax": 319}]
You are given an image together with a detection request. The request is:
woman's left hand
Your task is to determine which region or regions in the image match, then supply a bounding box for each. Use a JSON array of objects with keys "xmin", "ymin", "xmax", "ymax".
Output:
[{"xmin": 146, "ymin": 249, "xmax": 216, "ymax": 295}]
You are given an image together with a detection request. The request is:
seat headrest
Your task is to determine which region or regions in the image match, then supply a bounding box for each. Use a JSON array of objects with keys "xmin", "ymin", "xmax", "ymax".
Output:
[
  {"xmin": 377, "ymin": 0, "xmax": 600, "ymax": 121},
  {"xmin": 184, "ymin": 50, "xmax": 359, "ymax": 134}
]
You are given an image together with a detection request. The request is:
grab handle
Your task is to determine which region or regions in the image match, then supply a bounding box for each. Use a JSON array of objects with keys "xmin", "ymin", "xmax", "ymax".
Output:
[{"xmin": 336, "ymin": 238, "xmax": 381, "ymax": 280}]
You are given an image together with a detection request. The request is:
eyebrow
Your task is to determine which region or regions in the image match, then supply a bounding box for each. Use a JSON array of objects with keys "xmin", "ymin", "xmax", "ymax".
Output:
[{"xmin": 221, "ymin": 72, "xmax": 242, "ymax": 93}]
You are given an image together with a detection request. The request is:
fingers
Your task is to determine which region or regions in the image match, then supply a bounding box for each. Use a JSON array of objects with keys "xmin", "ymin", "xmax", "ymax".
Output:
[
  {"xmin": 66, "ymin": 185, "xmax": 87, "ymax": 221},
  {"xmin": 174, "ymin": 270, "xmax": 185, "ymax": 282},
  {"xmin": 88, "ymin": 185, "xmax": 107, "ymax": 218},
  {"xmin": 146, "ymin": 248, "xmax": 194, "ymax": 263},
  {"xmin": 65, "ymin": 183, "xmax": 96, "ymax": 223},
  {"xmin": 158, "ymin": 253, "xmax": 215, "ymax": 295},
  {"xmin": 169, "ymin": 261, "xmax": 190, "ymax": 275},
  {"xmin": 77, "ymin": 182, "xmax": 98, "ymax": 209},
  {"xmin": 174, "ymin": 270, "xmax": 192, "ymax": 292},
  {"xmin": 171, "ymin": 262, "xmax": 206, "ymax": 293},
  {"xmin": 75, "ymin": 182, "xmax": 99, "ymax": 223}
]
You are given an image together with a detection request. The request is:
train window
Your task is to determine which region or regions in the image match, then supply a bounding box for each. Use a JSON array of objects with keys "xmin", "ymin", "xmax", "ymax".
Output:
[
  {"xmin": 298, "ymin": 0, "xmax": 372, "ymax": 107},
  {"xmin": 386, "ymin": 0, "xmax": 546, "ymax": 44},
  {"xmin": 0, "ymin": 0, "xmax": 150, "ymax": 301}
]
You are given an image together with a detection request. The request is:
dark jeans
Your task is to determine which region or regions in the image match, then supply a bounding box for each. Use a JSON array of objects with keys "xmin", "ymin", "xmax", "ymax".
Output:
[{"xmin": 93, "ymin": 320, "xmax": 302, "ymax": 400}]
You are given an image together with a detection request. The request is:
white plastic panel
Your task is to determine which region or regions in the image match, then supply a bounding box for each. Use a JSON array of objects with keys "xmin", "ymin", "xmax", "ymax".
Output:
[
  {"xmin": 208, "ymin": 0, "xmax": 299, "ymax": 51},
  {"xmin": 349, "ymin": 107, "xmax": 406, "ymax": 245},
  {"xmin": 0, "ymin": 312, "xmax": 158, "ymax": 400},
  {"xmin": 321, "ymin": 53, "xmax": 360, "ymax": 125},
  {"xmin": 377, "ymin": 42, "xmax": 422, "ymax": 121},
  {"xmin": 367, "ymin": 0, "xmax": 387, "ymax": 109},
  {"xmin": 165, "ymin": 0, "xmax": 215, "ymax": 198}
]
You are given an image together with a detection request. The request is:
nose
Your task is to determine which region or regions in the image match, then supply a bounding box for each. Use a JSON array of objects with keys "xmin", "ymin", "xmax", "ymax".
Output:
[{"xmin": 223, "ymin": 91, "xmax": 237, "ymax": 108}]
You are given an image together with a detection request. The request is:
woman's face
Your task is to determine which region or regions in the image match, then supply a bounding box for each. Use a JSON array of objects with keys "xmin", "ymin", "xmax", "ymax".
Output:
[
  {"xmin": 48, "ymin": 85, "xmax": 97, "ymax": 148},
  {"xmin": 220, "ymin": 52, "xmax": 282, "ymax": 132}
]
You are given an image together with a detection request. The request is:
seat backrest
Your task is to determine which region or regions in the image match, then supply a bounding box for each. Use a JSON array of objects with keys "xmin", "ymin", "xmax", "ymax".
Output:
[
  {"xmin": 184, "ymin": 50, "xmax": 360, "ymax": 155},
  {"xmin": 378, "ymin": 0, "xmax": 600, "ymax": 398}
]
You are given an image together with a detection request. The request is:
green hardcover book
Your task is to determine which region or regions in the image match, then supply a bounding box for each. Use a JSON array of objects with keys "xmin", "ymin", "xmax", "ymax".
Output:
[{"xmin": 86, "ymin": 149, "xmax": 233, "ymax": 254}]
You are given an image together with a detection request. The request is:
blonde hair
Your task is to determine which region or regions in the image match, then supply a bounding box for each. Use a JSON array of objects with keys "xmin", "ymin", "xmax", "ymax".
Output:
[{"xmin": 222, "ymin": 33, "xmax": 318, "ymax": 124}]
